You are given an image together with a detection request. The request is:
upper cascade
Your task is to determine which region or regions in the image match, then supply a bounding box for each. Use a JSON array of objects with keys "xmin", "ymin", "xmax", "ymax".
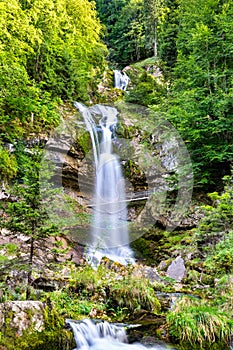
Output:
[{"xmin": 113, "ymin": 70, "xmax": 130, "ymax": 91}]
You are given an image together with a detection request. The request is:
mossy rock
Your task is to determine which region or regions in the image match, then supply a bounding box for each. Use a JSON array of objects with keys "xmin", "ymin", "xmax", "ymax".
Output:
[
  {"xmin": 1, "ymin": 329, "xmax": 75, "ymax": 350},
  {"xmin": 0, "ymin": 306, "xmax": 75, "ymax": 350}
]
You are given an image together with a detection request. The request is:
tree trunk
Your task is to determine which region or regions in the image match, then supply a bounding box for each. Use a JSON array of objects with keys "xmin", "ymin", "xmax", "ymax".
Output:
[
  {"xmin": 26, "ymin": 237, "xmax": 34, "ymax": 299},
  {"xmin": 154, "ymin": 20, "xmax": 158, "ymax": 57}
]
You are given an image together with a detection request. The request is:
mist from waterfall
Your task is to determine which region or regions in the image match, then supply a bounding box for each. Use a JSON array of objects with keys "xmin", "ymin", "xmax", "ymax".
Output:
[{"xmin": 74, "ymin": 102, "xmax": 134, "ymax": 265}]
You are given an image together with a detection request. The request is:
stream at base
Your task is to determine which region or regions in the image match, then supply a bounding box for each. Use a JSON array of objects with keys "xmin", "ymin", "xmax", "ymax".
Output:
[{"xmin": 66, "ymin": 319, "xmax": 175, "ymax": 350}]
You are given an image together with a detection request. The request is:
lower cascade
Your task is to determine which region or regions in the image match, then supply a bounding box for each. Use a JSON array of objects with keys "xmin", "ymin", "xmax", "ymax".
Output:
[
  {"xmin": 66, "ymin": 319, "xmax": 173, "ymax": 350},
  {"xmin": 74, "ymin": 102, "xmax": 134, "ymax": 266}
]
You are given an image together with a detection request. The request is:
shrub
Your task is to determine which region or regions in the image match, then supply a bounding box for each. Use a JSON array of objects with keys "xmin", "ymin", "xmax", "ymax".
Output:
[{"xmin": 196, "ymin": 175, "xmax": 233, "ymax": 253}]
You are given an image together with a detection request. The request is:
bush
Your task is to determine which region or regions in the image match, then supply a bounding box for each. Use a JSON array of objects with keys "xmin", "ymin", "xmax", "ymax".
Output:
[
  {"xmin": 196, "ymin": 175, "xmax": 233, "ymax": 253},
  {"xmin": 126, "ymin": 71, "xmax": 166, "ymax": 106}
]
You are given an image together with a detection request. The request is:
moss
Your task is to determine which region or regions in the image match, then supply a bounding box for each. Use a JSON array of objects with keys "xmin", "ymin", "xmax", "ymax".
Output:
[
  {"xmin": 131, "ymin": 237, "xmax": 158, "ymax": 264},
  {"xmin": 4, "ymin": 329, "xmax": 74, "ymax": 350},
  {"xmin": 0, "ymin": 306, "xmax": 75, "ymax": 350},
  {"xmin": 77, "ymin": 131, "xmax": 92, "ymax": 155}
]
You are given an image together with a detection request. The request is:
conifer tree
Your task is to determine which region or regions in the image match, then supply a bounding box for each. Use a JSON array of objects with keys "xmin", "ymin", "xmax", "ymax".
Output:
[{"xmin": 1, "ymin": 146, "xmax": 60, "ymax": 299}]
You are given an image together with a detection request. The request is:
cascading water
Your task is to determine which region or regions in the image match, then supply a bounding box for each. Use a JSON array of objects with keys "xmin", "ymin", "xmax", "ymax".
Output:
[
  {"xmin": 66, "ymin": 319, "xmax": 174, "ymax": 350},
  {"xmin": 74, "ymin": 102, "xmax": 134, "ymax": 265},
  {"xmin": 113, "ymin": 70, "xmax": 130, "ymax": 91},
  {"xmin": 74, "ymin": 102, "xmax": 100, "ymax": 169}
]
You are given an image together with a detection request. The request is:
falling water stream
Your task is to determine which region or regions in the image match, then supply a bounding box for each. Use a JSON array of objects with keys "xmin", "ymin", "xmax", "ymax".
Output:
[
  {"xmin": 66, "ymin": 319, "xmax": 174, "ymax": 350},
  {"xmin": 113, "ymin": 70, "xmax": 130, "ymax": 90},
  {"xmin": 74, "ymin": 102, "xmax": 134, "ymax": 265}
]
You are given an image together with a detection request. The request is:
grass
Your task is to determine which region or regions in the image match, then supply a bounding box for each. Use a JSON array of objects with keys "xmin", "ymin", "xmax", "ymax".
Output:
[
  {"xmin": 166, "ymin": 297, "xmax": 233, "ymax": 348},
  {"xmin": 109, "ymin": 276, "xmax": 161, "ymax": 314},
  {"xmin": 56, "ymin": 264, "xmax": 161, "ymax": 320}
]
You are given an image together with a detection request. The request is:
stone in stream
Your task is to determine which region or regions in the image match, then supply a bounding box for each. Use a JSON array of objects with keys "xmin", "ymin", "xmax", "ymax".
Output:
[{"xmin": 166, "ymin": 256, "xmax": 186, "ymax": 282}]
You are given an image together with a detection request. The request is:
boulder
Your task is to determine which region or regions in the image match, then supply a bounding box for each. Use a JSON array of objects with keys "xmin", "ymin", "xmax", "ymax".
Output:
[
  {"xmin": 166, "ymin": 256, "xmax": 186, "ymax": 282},
  {"xmin": 132, "ymin": 265, "xmax": 163, "ymax": 283}
]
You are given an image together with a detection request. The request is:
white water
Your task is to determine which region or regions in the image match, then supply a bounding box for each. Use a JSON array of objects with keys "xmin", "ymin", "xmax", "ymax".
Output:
[
  {"xmin": 74, "ymin": 102, "xmax": 100, "ymax": 170},
  {"xmin": 66, "ymin": 319, "xmax": 174, "ymax": 350},
  {"xmin": 74, "ymin": 103, "xmax": 134, "ymax": 265},
  {"xmin": 114, "ymin": 70, "xmax": 130, "ymax": 91}
]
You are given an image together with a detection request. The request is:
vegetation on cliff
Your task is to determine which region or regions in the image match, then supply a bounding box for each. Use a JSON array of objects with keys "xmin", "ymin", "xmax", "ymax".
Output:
[{"xmin": 0, "ymin": 0, "xmax": 107, "ymax": 181}]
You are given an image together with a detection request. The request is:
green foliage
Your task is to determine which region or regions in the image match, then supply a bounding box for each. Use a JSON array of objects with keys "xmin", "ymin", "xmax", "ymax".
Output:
[
  {"xmin": 126, "ymin": 70, "xmax": 166, "ymax": 106},
  {"xmin": 95, "ymin": 0, "xmax": 130, "ymax": 64},
  {"xmin": 108, "ymin": 0, "xmax": 147, "ymax": 66},
  {"xmin": 204, "ymin": 230, "xmax": 233, "ymax": 275},
  {"xmin": 96, "ymin": 0, "xmax": 150, "ymax": 66},
  {"xmin": 157, "ymin": 0, "xmax": 233, "ymax": 186},
  {"xmin": 44, "ymin": 291, "xmax": 94, "ymax": 319},
  {"xmin": 0, "ymin": 0, "xmax": 107, "ymax": 147},
  {"xmin": 0, "ymin": 146, "xmax": 61, "ymax": 298},
  {"xmin": 109, "ymin": 276, "xmax": 161, "ymax": 314},
  {"xmin": 167, "ymin": 297, "xmax": 233, "ymax": 348},
  {"xmin": 95, "ymin": 0, "xmax": 130, "ymax": 30},
  {"xmin": 196, "ymin": 175, "xmax": 233, "ymax": 253},
  {"xmin": 68, "ymin": 264, "xmax": 160, "ymax": 319},
  {"xmin": 95, "ymin": 0, "xmax": 171, "ymax": 66},
  {"xmin": 157, "ymin": 0, "xmax": 179, "ymax": 68},
  {"xmin": 25, "ymin": 0, "xmax": 107, "ymax": 100},
  {"xmin": 0, "ymin": 64, "xmax": 61, "ymax": 142},
  {"xmin": 0, "ymin": 145, "xmax": 17, "ymax": 181},
  {"xmin": 143, "ymin": 0, "xmax": 169, "ymax": 57}
]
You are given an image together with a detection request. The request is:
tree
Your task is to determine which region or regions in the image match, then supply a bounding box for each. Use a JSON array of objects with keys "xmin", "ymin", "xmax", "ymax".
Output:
[
  {"xmin": 24, "ymin": 0, "xmax": 107, "ymax": 100},
  {"xmin": 143, "ymin": 0, "xmax": 168, "ymax": 57},
  {"xmin": 95, "ymin": 0, "xmax": 130, "ymax": 53},
  {"xmin": 0, "ymin": 0, "xmax": 108, "ymax": 147},
  {"xmin": 108, "ymin": 0, "xmax": 147, "ymax": 66},
  {"xmin": 157, "ymin": 0, "xmax": 179, "ymax": 69},
  {"xmin": 0, "ymin": 146, "xmax": 60, "ymax": 299},
  {"xmin": 195, "ymin": 174, "xmax": 233, "ymax": 275},
  {"xmin": 156, "ymin": 0, "xmax": 233, "ymax": 186}
]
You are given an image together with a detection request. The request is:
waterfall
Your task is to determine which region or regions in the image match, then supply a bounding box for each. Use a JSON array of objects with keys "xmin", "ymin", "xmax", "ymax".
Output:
[
  {"xmin": 66, "ymin": 319, "xmax": 173, "ymax": 350},
  {"xmin": 74, "ymin": 102, "xmax": 100, "ymax": 170},
  {"xmin": 113, "ymin": 70, "xmax": 130, "ymax": 91},
  {"xmin": 74, "ymin": 103, "xmax": 134, "ymax": 265}
]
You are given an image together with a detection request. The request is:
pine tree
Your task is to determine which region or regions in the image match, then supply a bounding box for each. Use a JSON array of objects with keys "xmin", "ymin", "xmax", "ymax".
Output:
[{"xmin": 0, "ymin": 146, "xmax": 60, "ymax": 299}]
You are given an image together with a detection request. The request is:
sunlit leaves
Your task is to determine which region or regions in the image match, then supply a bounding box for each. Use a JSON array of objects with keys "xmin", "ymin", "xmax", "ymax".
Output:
[{"xmin": 0, "ymin": 146, "xmax": 17, "ymax": 181}]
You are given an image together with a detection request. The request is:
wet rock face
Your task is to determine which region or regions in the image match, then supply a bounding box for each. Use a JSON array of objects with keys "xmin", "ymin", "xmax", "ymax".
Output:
[
  {"xmin": 0, "ymin": 301, "xmax": 44, "ymax": 336},
  {"xmin": 42, "ymin": 102, "xmax": 197, "ymax": 245}
]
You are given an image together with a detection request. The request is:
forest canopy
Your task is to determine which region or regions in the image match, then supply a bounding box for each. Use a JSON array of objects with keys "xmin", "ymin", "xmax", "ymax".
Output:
[
  {"xmin": 95, "ymin": 0, "xmax": 233, "ymax": 186},
  {"xmin": 0, "ymin": 0, "xmax": 232, "ymax": 187},
  {"xmin": 0, "ymin": 0, "xmax": 107, "ymax": 180},
  {"xmin": 0, "ymin": 0, "xmax": 107, "ymax": 139}
]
